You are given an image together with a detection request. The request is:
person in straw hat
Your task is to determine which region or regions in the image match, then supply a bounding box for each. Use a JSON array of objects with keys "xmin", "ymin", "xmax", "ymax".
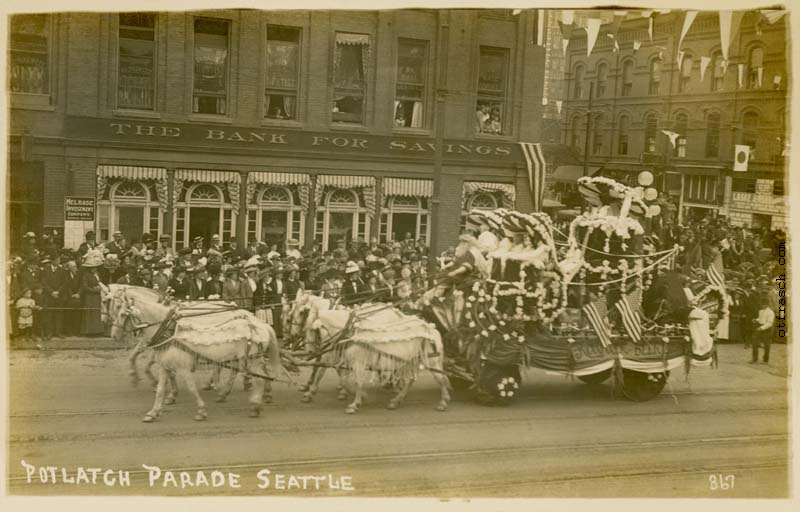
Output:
[
  {"xmin": 285, "ymin": 238, "xmax": 302, "ymax": 260},
  {"xmin": 340, "ymin": 261, "xmax": 363, "ymax": 305},
  {"xmin": 80, "ymin": 249, "xmax": 107, "ymax": 336}
]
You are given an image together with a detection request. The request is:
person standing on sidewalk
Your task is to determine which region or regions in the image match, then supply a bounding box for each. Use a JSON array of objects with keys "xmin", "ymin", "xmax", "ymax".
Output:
[
  {"xmin": 751, "ymin": 296, "xmax": 775, "ymax": 364},
  {"xmin": 40, "ymin": 252, "xmax": 65, "ymax": 339}
]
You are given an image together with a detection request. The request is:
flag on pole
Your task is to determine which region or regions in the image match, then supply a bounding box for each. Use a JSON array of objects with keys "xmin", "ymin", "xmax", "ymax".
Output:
[
  {"xmin": 734, "ymin": 145, "xmax": 750, "ymax": 172},
  {"xmin": 700, "ymin": 56, "xmax": 711, "ymax": 81},
  {"xmin": 615, "ymin": 297, "xmax": 642, "ymax": 343},
  {"xmin": 583, "ymin": 297, "xmax": 613, "ymax": 348},
  {"xmin": 519, "ymin": 142, "xmax": 546, "ymax": 212},
  {"xmin": 585, "ymin": 18, "xmax": 602, "ymax": 57},
  {"xmin": 678, "ymin": 11, "xmax": 698, "ymax": 51}
]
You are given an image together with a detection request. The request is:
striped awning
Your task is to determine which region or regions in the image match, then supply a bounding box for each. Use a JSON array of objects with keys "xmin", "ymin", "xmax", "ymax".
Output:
[
  {"xmin": 249, "ymin": 172, "xmax": 310, "ymax": 185},
  {"xmin": 176, "ymin": 169, "xmax": 241, "ymax": 183},
  {"xmin": 96, "ymin": 165, "xmax": 166, "ymax": 180},
  {"xmin": 384, "ymin": 178, "xmax": 433, "ymax": 198},
  {"xmin": 318, "ymin": 175, "xmax": 375, "ymax": 188},
  {"xmin": 463, "ymin": 181, "xmax": 516, "ymax": 209}
]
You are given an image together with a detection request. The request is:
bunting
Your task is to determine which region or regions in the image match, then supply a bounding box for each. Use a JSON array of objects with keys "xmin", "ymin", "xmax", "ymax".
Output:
[
  {"xmin": 585, "ymin": 18, "xmax": 602, "ymax": 57},
  {"xmin": 615, "ymin": 297, "xmax": 642, "ymax": 343},
  {"xmin": 737, "ymin": 63, "xmax": 744, "ymax": 88},
  {"xmin": 757, "ymin": 67, "xmax": 763, "ymax": 88},
  {"xmin": 555, "ymin": 100, "xmax": 562, "ymax": 114},
  {"xmin": 678, "ymin": 11, "xmax": 698, "ymax": 51},
  {"xmin": 519, "ymin": 142, "xmax": 546, "ymax": 212},
  {"xmin": 661, "ymin": 130, "xmax": 680, "ymax": 148},
  {"xmin": 699, "ymin": 56, "xmax": 711, "ymax": 81},
  {"xmin": 583, "ymin": 297, "xmax": 612, "ymax": 348},
  {"xmin": 607, "ymin": 34, "xmax": 619, "ymax": 53},
  {"xmin": 676, "ymin": 50, "xmax": 685, "ymax": 68},
  {"xmin": 719, "ymin": 11, "xmax": 744, "ymax": 61},
  {"xmin": 760, "ymin": 10, "xmax": 786, "ymax": 24}
]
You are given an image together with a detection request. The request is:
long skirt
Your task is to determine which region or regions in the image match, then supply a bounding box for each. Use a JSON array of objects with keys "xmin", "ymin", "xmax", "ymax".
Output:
[{"xmin": 80, "ymin": 291, "xmax": 105, "ymax": 335}]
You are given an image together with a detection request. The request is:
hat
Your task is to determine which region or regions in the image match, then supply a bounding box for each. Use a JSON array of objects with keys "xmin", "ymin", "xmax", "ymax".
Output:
[
  {"xmin": 224, "ymin": 265, "xmax": 239, "ymax": 275},
  {"xmin": 211, "ymin": 234, "xmax": 221, "ymax": 241},
  {"xmin": 113, "ymin": 231, "xmax": 123, "ymax": 238},
  {"xmin": 287, "ymin": 238, "xmax": 300, "ymax": 246},
  {"xmin": 184, "ymin": 266, "xmax": 196, "ymax": 273},
  {"xmin": 458, "ymin": 234, "xmax": 478, "ymax": 246},
  {"xmin": 85, "ymin": 231, "xmax": 96, "ymax": 239},
  {"xmin": 82, "ymin": 250, "xmax": 104, "ymax": 268},
  {"xmin": 345, "ymin": 261, "xmax": 360, "ymax": 274},
  {"xmin": 40, "ymin": 255, "xmax": 52, "ymax": 264},
  {"xmin": 138, "ymin": 267, "xmax": 152, "ymax": 276},
  {"xmin": 142, "ymin": 233, "xmax": 154, "ymax": 243},
  {"xmin": 193, "ymin": 236, "xmax": 204, "ymax": 243},
  {"xmin": 104, "ymin": 253, "xmax": 120, "ymax": 267},
  {"xmin": 24, "ymin": 232, "xmax": 36, "ymax": 239},
  {"xmin": 179, "ymin": 247, "xmax": 193, "ymax": 256},
  {"xmin": 159, "ymin": 234, "xmax": 171, "ymax": 240}
]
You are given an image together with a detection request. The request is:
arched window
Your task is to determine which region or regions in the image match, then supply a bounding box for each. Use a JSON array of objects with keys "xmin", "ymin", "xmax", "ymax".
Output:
[
  {"xmin": 705, "ymin": 112, "xmax": 720, "ymax": 157},
  {"xmin": 644, "ymin": 113, "xmax": 658, "ymax": 153},
  {"xmin": 328, "ymin": 189, "xmax": 358, "ymax": 207},
  {"xmin": 113, "ymin": 181, "xmax": 148, "ymax": 199},
  {"xmin": 711, "ymin": 52, "xmax": 725, "ymax": 92},
  {"xmin": 617, "ymin": 115, "xmax": 629, "ymax": 155},
  {"xmin": 679, "ymin": 54, "xmax": 693, "ymax": 93},
  {"xmin": 595, "ymin": 62, "xmax": 608, "ymax": 98},
  {"xmin": 469, "ymin": 192, "xmax": 498, "ymax": 210},
  {"xmin": 571, "ymin": 115, "xmax": 583, "ymax": 152},
  {"xmin": 648, "ymin": 57, "xmax": 661, "ymax": 95},
  {"xmin": 260, "ymin": 186, "xmax": 291, "ymax": 206},
  {"xmin": 592, "ymin": 113, "xmax": 605, "ymax": 155},
  {"xmin": 248, "ymin": 186, "xmax": 304, "ymax": 248},
  {"xmin": 190, "ymin": 184, "xmax": 222, "ymax": 203},
  {"xmin": 674, "ymin": 113, "xmax": 689, "ymax": 157},
  {"xmin": 742, "ymin": 111, "xmax": 759, "ymax": 158},
  {"xmin": 573, "ymin": 64, "xmax": 584, "ymax": 99},
  {"xmin": 621, "ymin": 59, "xmax": 634, "ymax": 96},
  {"xmin": 383, "ymin": 196, "xmax": 429, "ymax": 243},
  {"xmin": 748, "ymin": 47, "xmax": 764, "ymax": 89},
  {"xmin": 102, "ymin": 180, "xmax": 161, "ymax": 245},
  {"xmin": 315, "ymin": 188, "xmax": 368, "ymax": 252}
]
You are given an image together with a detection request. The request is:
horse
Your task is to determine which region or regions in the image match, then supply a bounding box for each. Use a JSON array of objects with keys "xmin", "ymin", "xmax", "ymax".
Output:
[
  {"xmin": 109, "ymin": 288, "xmax": 282, "ymax": 422},
  {"xmin": 298, "ymin": 296, "xmax": 451, "ymax": 414}
]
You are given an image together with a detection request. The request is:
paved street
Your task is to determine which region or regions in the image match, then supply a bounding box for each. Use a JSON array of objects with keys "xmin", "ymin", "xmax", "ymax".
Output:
[{"xmin": 7, "ymin": 342, "xmax": 790, "ymax": 498}]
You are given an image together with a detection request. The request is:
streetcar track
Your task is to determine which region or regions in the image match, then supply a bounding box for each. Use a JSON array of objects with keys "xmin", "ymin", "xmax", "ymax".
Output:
[{"xmin": 7, "ymin": 433, "xmax": 788, "ymax": 485}]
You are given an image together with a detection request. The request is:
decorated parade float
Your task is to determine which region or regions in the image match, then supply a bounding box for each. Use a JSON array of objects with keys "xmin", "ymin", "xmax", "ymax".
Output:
[{"xmin": 427, "ymin": 172, "xmax": 725, "ymax": 404}]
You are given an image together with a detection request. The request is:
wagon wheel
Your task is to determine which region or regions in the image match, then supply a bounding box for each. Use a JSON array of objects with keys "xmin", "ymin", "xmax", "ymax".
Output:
[
  {"xmin": 577, "ymin": 369, "xmax": 612, "ymax": 385},
  {"xmin": 619, "ymin": 369, "xmax": 669, "ymax": 402},
  {"xmin": 476, "ymin": 361, "xmax": 521, "ymax": 406}
]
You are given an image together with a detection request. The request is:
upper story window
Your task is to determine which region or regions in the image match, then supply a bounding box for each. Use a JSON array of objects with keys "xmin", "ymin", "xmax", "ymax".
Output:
[
  {"xmin": 648, "ymin": 57, "xmax": 661, "ymax": 95},
  {"xmin": 9, "ymin": 14, "xmax": 50, "ymax": 95},
  {"xmin": 644, "ymin": 113, "xmax": 658, "ymax": 153},
  {"xmin": 570, "ymin": 115, "xmax": 583, "ymax": 152},
  {"xmin": 747, "ymin": 47, "xmax": 764, "ymax": 89},
  {"xmin": 674, "ymin": 113, "xmax": 689, "ymax": 157},
  {"xmin": 333, "ymin": 32, "xmax": 370, "ymax": 125},
  {"xmin": 118, "ymin": 13, "xmax": 156, "ymax": 110},
  {"xmin": 395, "ymin": 39, "xmax": 428, "ymax": 129},
  {"xmin": 705, "ymin": 112, "xmax": 720, "ymax": 157},
  {"xmin": 573, "ymin": 64, "xmax": 584, "ymax": 99},
  {"xmin": 265, "ymin": 25, "xmax": 300, "ymax": 120},
  {"xmin": 621, "ymin": 60, "xmax": 633, "ymax": 96},
  {"xmin": 592, "ymin": 114, "xmax": 605, "ymax": 155},
  {"xmin": 732, "ymin": 178, "xmax": 756, "ymax": 194},
  {"xmin": 678, "ymin": 55, "xmax": 692, "ymax": 93},
  {"xmin": 742, "ymin": 111, "xmax": 759, "ymax": 158},
  {"xmin": 193, "ymin": 18, "xmax": 230, "ymax": 116},
  {"xmin": 617, "ymin": 115, "xmax": 629, "ymax": 155},
  {"xmin": 711, "ymin": 52, "xmax": 725, "ymax": 92},
  {"xmin": 595, "ymin": 63, "xmax": 607, "ymax": 98},
  {"xmin": 475, "ymin": 46, "xmax": 509, "ymax": 136}
]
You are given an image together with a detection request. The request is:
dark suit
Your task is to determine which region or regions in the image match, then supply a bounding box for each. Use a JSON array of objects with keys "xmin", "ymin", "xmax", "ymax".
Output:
[
  {"xmin": 169, "ymin": 277, "xmax": 191, "ymax": 300},
  {"xmin": 41, "ymin": 264, "xmax": 66, "ymax": 337},
  {"xmin": 60, "ymin": 271, "xmax": 82, "ymax": 336},
  {"xmin": 341, "ymin": 278, "xmax": 364, "ymax": 305},
  {"xmin": 106, "ymin": 241, "xmax": 126, "ymax": 256},
  {"xmin": 264, "ymin": 279, "xmax": 286, "ymax": 338},
  {"xmin": 189, "ymin": 277, "xmax": 206, "ymax": 300},
  {"xmin": 203, "ymin": 277, "xmax": 224, "ymax": 299},
  {"xmin": 115, "ymin": 274, "xmax": 142, "ymax": 286}
]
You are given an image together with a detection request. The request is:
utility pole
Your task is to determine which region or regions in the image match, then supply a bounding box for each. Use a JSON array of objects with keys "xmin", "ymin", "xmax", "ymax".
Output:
[{"xmin": 582, "ymin": 81, "xmax": 594, "ymax": 176}]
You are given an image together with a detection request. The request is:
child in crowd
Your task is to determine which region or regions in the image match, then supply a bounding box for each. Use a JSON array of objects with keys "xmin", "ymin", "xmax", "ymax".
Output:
[
  {"xmin": 16, "ymin": 288, "xmax": 42, "ymax": 347},
  {"xmin": 751, "ymin": 297, "xmax": 775, "ymax": 364}
]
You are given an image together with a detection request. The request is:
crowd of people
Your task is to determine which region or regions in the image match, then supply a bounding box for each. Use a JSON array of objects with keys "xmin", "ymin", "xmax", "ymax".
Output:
[{"xmin": 7, "ymin": 229, "xmax": 436, "ymax": 346}]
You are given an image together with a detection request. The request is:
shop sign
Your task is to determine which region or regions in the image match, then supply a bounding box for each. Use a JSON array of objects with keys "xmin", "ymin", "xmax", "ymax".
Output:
[{"xmin": 64, "ymin": 196, "xmax": 95, "ymax": 221}]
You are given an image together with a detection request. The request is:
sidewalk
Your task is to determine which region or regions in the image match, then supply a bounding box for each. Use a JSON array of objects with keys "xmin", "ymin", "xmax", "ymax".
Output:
[{"xmin": 9, "ymin": 336, "xmax": 125, "ymax": 351}]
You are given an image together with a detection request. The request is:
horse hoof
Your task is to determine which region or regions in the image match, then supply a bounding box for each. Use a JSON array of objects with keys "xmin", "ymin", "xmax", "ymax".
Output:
[
  {"xmin": 249, "ymin": 408, "xmax": 261, "ymax": 418},
  {"xmin": 165, "ymin": 397, "xmax": 176, "ymax": 405},
  {"xmin": 387, "ymin": 402, "xmax": 397, "ymax": 410},
  {"xmin": 337, "ymin": 392, "xmax": 348, "ymax": 401},
  {"xmin": 194, "ymin": 411, "xmax": 208, "ymax": 421},
  {"xmin": 436, "ymin": 403, "xmax": 448, "ymax": 412},
  {"xmin": 301, "ymin": 394, "xmax": 313, "ymax": 403},
  {"xmin": 345, "ymin": 406, "xmax": 357, "ymax": 414},
  {"xmin": 298, "ymin": 384, "xmax": 309, "ymax": 392},
  {"xmin": 215, "ymin": 395, "xmax": 227, "ymax": 403},
  {"xmin": 142, "ymin": 415, "xmax": 155, "ymax": 423},
  {"xmin": 263, "ymin": 395, "xmax": 273, "ymax": 404},
  {"xmin": 201, "ymin": 384, "xmax": 214, "ymax": 391}
]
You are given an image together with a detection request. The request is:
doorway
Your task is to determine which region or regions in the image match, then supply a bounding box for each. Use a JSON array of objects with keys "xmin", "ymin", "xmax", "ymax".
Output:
[
  {"xmin": 328, "ymin": 211, "xmax": 354, "ymax": 248},
  {"xmin": 391, "ymin": 213, "xmax": 417, "ymax": 242},
  {"xmin": 189, "ymin": 207, "xmax": 220, "ymax": 244},
  {"xmin": 261, "ymin": 210, "xmax": 287, "ymax": 249},
  {"xmin": 116, "ymin": 206, "xmax": 145, "ymax": 243}
]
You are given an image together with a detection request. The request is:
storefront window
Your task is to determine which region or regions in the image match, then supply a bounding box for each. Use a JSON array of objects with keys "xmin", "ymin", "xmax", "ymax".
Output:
[
  {"xmin": 193, "ymin": 18, "xmax": 229, "ymax": 115},
  {"xmin": 9, "ymin": 14, "xmax": 50, "ymax": 95},
  {"xmin": 333, "ymin": 33, "xmax": 370, "ymax": 124},
  {"xmin": 476, "ymin": 47, "xmax": 509, "ymax": 135},
  {"xmin": 265, "ymin": 25, "xmax": 300, "ymax": 120},
  {"xmin": 118, "ymin": 13, "xmax": 156, "ymax": 110},
  {"xmin": 394, "ymin": 39, "xmax": 427, "ymax": 128}
]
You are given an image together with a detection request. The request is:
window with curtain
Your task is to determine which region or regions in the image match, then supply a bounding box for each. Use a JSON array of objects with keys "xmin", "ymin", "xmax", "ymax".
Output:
[
  {"xmin": 571, "ymin": 115, "xmax": 583, "ymax": 153},
  {"xmin": 333, "ymin": 32, "xmax": 370, "ymax": 124},
  {"xmin": 711, "ymin": 52, "xmax": 725, "ymax": 92},
  {"xmin": 193, "ymin": 18, "xmax": 229, "ymax": 115},
  {"xmin": 9, "ymin": 14, "xmax": 50, "ymax": 95},
  {"xmin": 678, "ymin": 54, "xmax": 692, "ymax": 93},
  {"xmin": 648, "ymin": 57, "xmax": 661, "ymax": 95},
  {"xmin": 748, "ymin": 47, "xmax": 764, "ymax": 89},
  {"xmin": 395, "ymin": 39, "xmax": 428, "ymax": 129},
  {"xmin": 265, "ymin": 25, "xmax": 300, "ymax": 120},
  {"xmin": 592, "ymin": 114, "xmax": 604, "ymax": 155},
  {"xmin": 684, "ymin": 175, "xmax": 717, "ymax": 203},
  {"xmin": 705, "ymin": 112, "xmax": 720, "ymax": 157},
  {"xmin": 644, "ymin": 114, "xmax": 658, "ymax": 153},
  {"xmin": 596, "ymin": 62, "xmax": 607, "ymax": 98},
  {"xmin": 118, "ymin": 13, "xmax": 156, "ymax": 110},
  {"xmin": 617, "ymin": 115, "xmax": 629, "ymax": 155},
  {"xmin": 742, "ymin": 111, "xmax": 759, "ymax": 159},
  {"xmin": 475, "ymin": 46, "xmax": 509, "ymax": 135},
  {"xmin": 573, "ymin": 64, "xmax": 584, "ymax": 99},
  {"xmin": 675, "ymin": 113, "xmax": 688, "ymax": 157},
  {"xmin": 621, "ymin": 60, "xmax": 633, "ymax": 96}
]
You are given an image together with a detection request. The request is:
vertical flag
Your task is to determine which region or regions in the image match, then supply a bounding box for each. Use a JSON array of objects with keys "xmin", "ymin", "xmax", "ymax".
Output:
[
  {"xmin": 520, "ymin": 142, "xmax": 546, "ymax": 212},
  {"xmin": 676, "ymin": 49, "xmax": 685, "ymax": 68},
  {"xmin": 583, "ymin": 297, "xmax": 613, "ymax": 348},
  {"xmin": 585, "ymin": 18, "xmax": 602, "ymax": 57},
  {"xmin": 700, "ymin": 56, "xmax": 711, "ymax": 81},
  {"xmin": 734, "ymin": 145, "xmax": 750, "ymax": 172},
  {"xmin": 662, "ymin": 130, "xmax": 680, "ymax": 148},
  {"xmin": 615, "ymin": 297, "xmax": 642, "ymax": 343},
  {"xmin": 774, "ymin": 74, "xmax": 782, "ymax": 88}
]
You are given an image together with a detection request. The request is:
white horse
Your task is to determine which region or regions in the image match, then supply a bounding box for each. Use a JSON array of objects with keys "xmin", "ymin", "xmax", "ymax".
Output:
[
  {"xmin": 298, "ymin": 296, "xmax": 451, "ymax": 414},
  {"xmin": 109, "ymin": 288, "xmax": 282, "ymax": 422}
]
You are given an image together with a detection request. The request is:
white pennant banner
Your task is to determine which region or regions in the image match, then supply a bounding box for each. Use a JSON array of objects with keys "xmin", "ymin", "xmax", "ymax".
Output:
[
  {"xmin": 676, "ymin": 50, "xmax": 685, "ymax": 68},
  {"xmin": 719, "ymin": 11, "xmax": 744, "ymax": 61},
  {"xmin": 737, "ymin": 63, "xmax": 744, "ymax": 88},
  {"xmin": 648, "ymin": 17, "xmax": 654, "ymax": 42},
  {"xmin": 555, "ymin": 100, "xmax": 562, "ymax": 114},
  {"xmin": 757, "ymin": 67, "xmax": 763, "ymax": 87},
  {"xmin": 774, "ymin": 74, "xmax": 782, "ymax": 86},
  {"xmin": 699, "ymin": 56, "xmax": 711, "ymax": 81},
  {"xmin": 678, "ymin": 11, "xmax": 698, "ymax": 51},
  {"xmin": 561, "ymin": 10, "xmax": 575, "ymax": 25},
  {"xmin": 585, "ymin": 18, "xmax": 602, "ymax": 57},
  {"xmin": 562, "ymin": 38, "xmax": 569, "ymax": 57},
  {"xmin": 633, "ymin": 40, "xmax": 641, "ymax": 51},
  {"xmin": 542, "ymin": 97, "xmax": 548, "ymax": 106}
]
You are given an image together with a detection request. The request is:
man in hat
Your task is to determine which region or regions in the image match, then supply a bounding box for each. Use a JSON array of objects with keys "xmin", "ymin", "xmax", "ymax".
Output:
[
  {"xmin": 152, "ymin": 260, "xmax": 171, "ymax": 293},
  {"xmin": 80, "ymin": 249, "xmax": 107, "ymax": 336},
  {"xmin": 79, "ymin": 231, "xmax": 97, "ymax": 259},
  {"xmin": 40, "ymin": 252, "xmax": 65, "ymax": 339},
  {"xmin": 227, "ymin": 236, "xmax": 249, "ymax": 263},
  {"xmin": 106, "ymin": 231, "xmax": 127, "ymax": 257},
  {"xmin": 285, "ymin": 239, "xmax": 302, "ymax": 260},
  {"xmin": 320, "ymin": 268, "xmax": 339, "ymax": 300},
  {"xmin": 209, "ymin": 234, "xmax": 223, "ymax": 254},
  {"xmin": 203, "ymin": 263, "xmax": 224, "ymax": 299},
  {"xmin": 155, "ymin": 234, "xmax": 175, "ymax": 260},
  {"xmin": 139, "ymin": 267, "xmax": 155, "ymax": 289},
  {"xmin": 169, "ymin": 266, "xmax": 191, "ymax": 300},
  {"xmin": 341, "ymin": 261, "xmax": 364, "ymax": 305},
  {"xmin": 191, "ymin": 236, "xmax": 205, "ymax": 262},
  {"xmin": 21, "ymin": 232, "xmax": 40, "ymax": 261},
  {"xmin": 264, "ymin": 265, "xmax": 286, "ymax": 338},
  {"xmin": 60, "ymin": 260, "xmax": 82, "ymax": 336},
  {"xmin": 188, "ymin": 266, "xmax": 206, "ymax": 300}
]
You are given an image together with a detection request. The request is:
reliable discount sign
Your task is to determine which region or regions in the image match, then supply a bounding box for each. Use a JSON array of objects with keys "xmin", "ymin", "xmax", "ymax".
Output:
[{"xmin": 64, "ymin": 197, "xmax": 96, "ymax": 221}]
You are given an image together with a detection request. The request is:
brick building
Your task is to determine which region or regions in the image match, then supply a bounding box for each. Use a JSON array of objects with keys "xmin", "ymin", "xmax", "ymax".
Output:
[
  {"xmin": 8, "ymin": 9, "xmax": 548, "ymax": 255},
  {"xmin": 560, "ymin": 9, "xmax": 789, "ymax": 229}
]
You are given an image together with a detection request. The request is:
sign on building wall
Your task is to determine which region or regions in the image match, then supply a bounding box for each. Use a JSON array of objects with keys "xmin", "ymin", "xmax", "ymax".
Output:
[{"xmin": 64, "ymin": 197, "xmax": 96, "ymax": 249}]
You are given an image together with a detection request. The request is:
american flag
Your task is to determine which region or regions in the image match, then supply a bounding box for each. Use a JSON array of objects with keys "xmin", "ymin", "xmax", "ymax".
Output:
[
  {"xmin": 707, "ymin": 252, "xmax": 726, "ymax": 290},
  {"xmin": 519, "ymin": 142, "xmax": 546, "ymax": 212},
  {"xmin": 583, "ymin": 296, "xmax": 613, "ymax": 348},
  {"xmin": 615, "ymin": 296, "xmax": 643, "ymax": 343}
]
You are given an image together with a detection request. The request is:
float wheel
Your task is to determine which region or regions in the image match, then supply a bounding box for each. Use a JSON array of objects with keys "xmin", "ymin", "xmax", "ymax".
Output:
[
  {"xmin": 577, "ymin": 369, "xmax": 612, "ymax": 385},
  {"xmin": 619, "ymin": 369, "xmax": 669, "ymax": 402}
]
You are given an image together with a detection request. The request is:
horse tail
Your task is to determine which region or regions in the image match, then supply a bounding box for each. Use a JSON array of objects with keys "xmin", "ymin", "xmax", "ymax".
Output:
[{"xmin": 267, "ymin": 327, "xmax": 283, "ymax": 381}]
